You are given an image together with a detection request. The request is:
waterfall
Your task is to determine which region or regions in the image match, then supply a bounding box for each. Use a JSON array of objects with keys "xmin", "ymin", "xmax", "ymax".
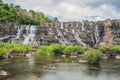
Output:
[
  {"xmin": 23, "ymin": 25, "xmax": 36, "ymax": 44},
  {"xmin": 61, "ymin": 22, "xmax": 64, "ymax": 29},
  {"xmin": 8, "ymin": 25, "xmax": 24, "ymax": 44},
  {"xmin": 15, "ymin": 25, "xmax": 23, "ymax": 39},
  {"xmin": 0, "ymin": 36, "xmax": 10, "ymax": 41},
  {"xmin": 81, "ymin": 21, "xmax": 85, "ymax": 31},
  {"xmin": 94, "ymin": 23, "xmax": 100, "ymax": 44},
  {"xmin": 65, "ymin": 29, "xmax": 68, "ymax": 32},
  {"xmin": 57, "ymin": 30, "xmax": 69, "ymax": 45},
  {"xmin": 72, "ymin": 30, "xmax": 75, "ymax": 34},
  {"xmin": 90, "ymin": 34, "xmax": 95, "ymax": 46},
  {"xmin": 55, "ymin": 22, "xmax": 57, "ymax": 29},
  {"xmin": 72, "ymin": 30, "xmax": 86, "ymax": 47}
]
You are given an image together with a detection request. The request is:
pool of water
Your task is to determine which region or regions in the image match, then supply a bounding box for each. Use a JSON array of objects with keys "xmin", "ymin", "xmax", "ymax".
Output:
[{"xmin": 0, "ymin": 56, "xmax": 120, "ymax": 80}]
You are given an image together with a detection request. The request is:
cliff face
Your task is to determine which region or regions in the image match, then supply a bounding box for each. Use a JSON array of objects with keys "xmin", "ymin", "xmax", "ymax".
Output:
[
  {"xmin": 0, "ymin": 23, "xmax": 17, "ymax": 42},
  {"xmin": 0, "ymin": 19, "xmax": 120, "ymax": 47}
]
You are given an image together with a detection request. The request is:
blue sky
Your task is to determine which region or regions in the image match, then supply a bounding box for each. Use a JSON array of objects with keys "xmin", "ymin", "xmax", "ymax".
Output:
[{"xmin": 3, "ymin": 0, "xmax": 120, "ymax": 21}]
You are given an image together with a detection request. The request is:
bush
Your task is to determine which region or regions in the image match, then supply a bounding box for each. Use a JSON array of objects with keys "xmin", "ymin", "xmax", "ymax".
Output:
[
  {"xmin": 63, "ymin": 46, "xmax": 73, "ymax": 55},
  {"xmin": 13, "ymin": 46, "xmax": 25, "ymax": 53},
  {"xmin": 35, "ymin": 46, "xmax": 54, "ymax": 61},
  {"xmin": 0, "ymin": 42, "xmax": 33, "ymax": 54},
  {"xmin": 72, "ymin": 45, "xmax": 86, "ymax": 55},
  {"xmin": 24, "ymin": 45, "xmax": 33, "ymax": 52},
  {"xmin": 49, "ymin": 44, "xmax": 65, "ymax": 55},
  {"xmin": 0, "ymin": 47, "xmax": 8, "ymax": 55},
  {"xmin": 36, "ymin": 46, "xmax": 53, "ymax": 56},
  {"xmin": 99, "ymin": 46, "xmax": 109, "ymax": 53},
  {"xmin": 110, "ymin": 45, "xmax": 120, "ymax": 54},
  {"xmin": 35, "ymin": 44, "xmax": 86, "ymax": 58},
  {"xmin": 85, "ymin": 49, "xmax": 102, "ymax": 64}
]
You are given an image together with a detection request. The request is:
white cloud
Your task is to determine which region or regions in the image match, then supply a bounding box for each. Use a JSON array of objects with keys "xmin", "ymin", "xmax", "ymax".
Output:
[{"xmin": 3, "ymin": 0, "xmax": 120, "ymax": 21}]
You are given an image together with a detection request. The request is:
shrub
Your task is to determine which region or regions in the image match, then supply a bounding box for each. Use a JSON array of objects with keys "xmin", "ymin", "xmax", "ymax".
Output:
[
  {"xmin": 35, "ymin": 46, "xmax": 54, "ymax": 61},
  {"xmin": 110, "ymin": 45, "xmax": 120, "ymax": 54},
  {"xmin": 0, "ymin": 47, "xmax": 8, "ymax": 55},
  {"xmin": 49, "ymin": 44, "xmax": 65, "ymax": 55},
  {"xmin": 63, "ymin": 46, "xmax": 73, "ymax": 55},
  {"xmin": 13, "ymin": 46, "xmax": 25, "ymax": 53},
  {"xmin": 36, "ymin": 46, "xmax": 53, "ymax": 56},
  {"xmin": 72, "ymin": 45, "xmax": 86, "ymax": 54},
  {"xmin": 85, "ymin": 49, "xmax": 102, "ymax": 64},
  {"xmin": 99, "ymin": 46, "xmax": 109, "ymax": 53},
  {"xmin": 24, "ymin": 45, "xmax": 33, "ymax": 52}
]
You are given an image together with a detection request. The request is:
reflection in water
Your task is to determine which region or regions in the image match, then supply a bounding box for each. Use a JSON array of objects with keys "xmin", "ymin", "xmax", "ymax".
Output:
[{"xmin": 0, "ymin": 57, "xmax": 120, "ymax": 80}]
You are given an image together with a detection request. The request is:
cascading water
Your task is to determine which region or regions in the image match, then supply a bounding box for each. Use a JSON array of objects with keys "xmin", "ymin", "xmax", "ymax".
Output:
[
  {"xmin": 15, "ymin": 25, "xmax": 24, "ymax": 39},
  {"xmin": 61, "ymin": 22, "xmax": 64, "ymax": 29},
  {"xmin": 81, "ymin": 21, "xmax": 85, "ymax": 31},
  {"xmin": 55, "ymin": 22, "xmax": 57, "ymax": 29},
  {"xmin": 57, "ymin": 29, "xmax": 69, "ymax": 45},
  {"xmin": 23, "ymin": 25, "xmax": 36, "ymax": 44},
  {"xmin": 90, "ymin": 34, "xmax": 95, "ymax": 46},
  {"xmin": 9, "ymin": 25, "xmax": 24, "ymax": 44},
  {"xmin": 94, "ymin": 22, "xmax": 100, "ymax": 44},
  {"xmin": 72, "ymin": 30, "xmax": 86, "ymax": 47},
  {"xmin": 72, "ymin": 30, "xmax": 75, "ymax": 34}
]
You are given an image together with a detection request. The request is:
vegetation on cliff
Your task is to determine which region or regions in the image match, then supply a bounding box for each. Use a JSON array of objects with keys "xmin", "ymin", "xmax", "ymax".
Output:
[{"xmin": 0, "ymin": 0, "xmax": 58, "ymax": 25}]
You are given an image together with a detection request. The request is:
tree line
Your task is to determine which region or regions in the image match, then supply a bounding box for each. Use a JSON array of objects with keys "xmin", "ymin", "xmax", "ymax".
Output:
[{"xmin": 0, "ymin": 0, "xmax": 58, "ymax": 25}]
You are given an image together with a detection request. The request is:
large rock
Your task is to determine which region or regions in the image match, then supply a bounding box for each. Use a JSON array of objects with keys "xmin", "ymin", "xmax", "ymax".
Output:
[{"xmin": 0, "ymin": 70, "xmax": 7, "ymax": 76}]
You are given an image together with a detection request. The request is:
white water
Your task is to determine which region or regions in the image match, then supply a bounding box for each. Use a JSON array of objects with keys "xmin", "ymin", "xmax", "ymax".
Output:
[
  {"xmin": 15, "ymin": 25, "xmax": 24, "ymax": 39},
  {"xmin": 90, "ymin": 34, "xmax": 95, "ymax": 45},
  {"xmin": 73, "ymin": 30, "xmax": 86, "ymax": 47},
  {"xmin": 55, "ymin": 22, "xmax": 57, "ymax": 29},
  {"xmin": 81, "ymin": 21, "xmax": 85, "ymax": 31},
  {"xmin": 94, "ymin": 23, "xmax": 100, "ymax": 44},
  {"xmin": 61, "ymin": 22, "xmax": 64, "ymax": 29},
  {"xmin": 72, "ymin": 30, "xmax": 75, "ymax": 34},
  {"xmin": 23, "ymin": 26, "xmax": 36, "ymax": 44},
  {"xmin": 57, "ymin": 30, "xmax": 69, "ymax": 45}
]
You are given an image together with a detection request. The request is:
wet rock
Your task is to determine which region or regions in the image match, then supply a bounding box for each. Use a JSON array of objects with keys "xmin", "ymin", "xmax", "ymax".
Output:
[
  {"xmin": 116, "ymin": 55, "xmax": 120, "ymax": 59},
  {"xmin": 27, "ymin": 76, "xmax": 39, "ymax": 80},
  {"xmin": 25, "ymin": 53, "xmax": 32, "ymax": 57},
  {"xmin": 70, "ymin": 52, "xmax": 77, "ymax": 60},
  {"xmin": 79, "ymin": 59, "xmax": 88, "ymax": 64},
  {"xmin": 61, "ymin": 54, "xmax": 66, "ymax": 57},
  {"xmin": 104, "ymin": 49, "xmax": 117, "ymax": 59},
  {"xmin": 0, "ymin": 70, "xmax": 7, "ymax": 76}
]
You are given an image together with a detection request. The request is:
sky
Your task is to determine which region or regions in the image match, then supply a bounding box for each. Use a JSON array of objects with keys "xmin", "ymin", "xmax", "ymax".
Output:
[{"xmin": 3, "ymin": 0, "xmax": 120, "ymax": 21}]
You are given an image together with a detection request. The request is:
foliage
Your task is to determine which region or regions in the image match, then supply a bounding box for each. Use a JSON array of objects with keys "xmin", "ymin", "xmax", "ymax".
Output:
[
  {"xmin": 0, "ymin": 47, "xmax": 8, "ymax": 55},
  {"xmin": 63, "ymin": 46, "xmax": 73, "ymax": 55},
  {"xmin": 0, "ymin": 1, "xmax": 58, "ymax": 24},
  {"xmin": 13, "ymin": 46, "xmax": 25, "ymax": 53},
  {"xmin": 99, "ymin": 46, "xmax": 109, "ymax": 53},
  {"xmin": 24, "ymin": 45, "xmax": 33, "ymax": 52},
  {"xmin": 72, "ymin": 45, "xmax": 86, "ymax": 54},
  {"xmin": 85, "ymin": 49, "xmax": 102, "ymax": 64},
  {"xmin": 110, "ymin": 45, "xmax": 120, "ymax": 54},
  {"xmin": 36, "ymin": 44, "xmax": 86, "ymax": 57},
  {"xmin": 0, "ymin": 42, "xmax": 33, "ymax": 55},
  {"xmin": 49, "ymin": 44, "xmax": 65, "ymax": 55}
]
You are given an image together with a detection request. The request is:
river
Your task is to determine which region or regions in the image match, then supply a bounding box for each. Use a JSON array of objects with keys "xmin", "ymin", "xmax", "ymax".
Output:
[{"xmin": 0, "ymin": 56, "xmax": 120, "ymax": 80}]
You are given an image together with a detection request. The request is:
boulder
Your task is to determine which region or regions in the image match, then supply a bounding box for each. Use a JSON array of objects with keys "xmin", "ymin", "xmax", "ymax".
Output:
[
  {"xmin": 27, "ymin": 76, "xmax": 39, "ymax": 80},
  {"xmin": 0, "ymin": 70, "xmax": 7, "ymax": 76},
  {"xmin": 70, "ymin": 52, "xmax": 77, "ymax": 60},
  {"xmin": 25, "ymin": 53, "xmax": 32, "ymax": 57},
  {"xmin": 79, "ymin": 59, "xmax": 88, "ymax": 64},
  {"xmin": 61, "ymin": 54, "xmax": 66, "ymax": 57}
]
